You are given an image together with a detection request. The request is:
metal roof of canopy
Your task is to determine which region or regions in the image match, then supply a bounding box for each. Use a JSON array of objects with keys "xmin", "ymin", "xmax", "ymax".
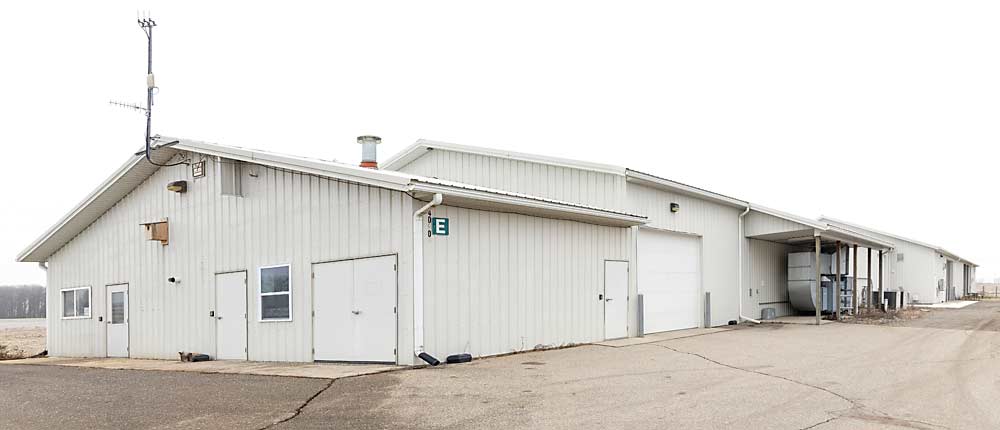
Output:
[
  {"xmin": 819, "ymin": 216, "xmax": 976, "ymax": 266},
  {"xmin": 747, "ymin": 205, "xmax": 895, "ymax": 250}
]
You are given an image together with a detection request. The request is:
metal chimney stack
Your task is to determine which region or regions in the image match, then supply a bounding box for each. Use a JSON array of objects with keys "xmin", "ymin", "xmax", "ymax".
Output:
[{"xmin": 357, "ymin": 135, "xmax": 381, "ymax": 169}]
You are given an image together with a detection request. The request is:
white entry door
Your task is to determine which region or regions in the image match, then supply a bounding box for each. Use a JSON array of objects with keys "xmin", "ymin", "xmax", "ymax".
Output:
[
  {"xmin": 604, "ymin": 260, "xmax": 629, "ymax": 340},
  {"xmin": 313, "ymin": 255, "xmax": 397, "ymax": 362},
  {"xmin": 106, "ymin": 284, "xmax": 129, "ymax": 357},
  {"xmin": 215, "ymin": 271, "xmax": 248, "ymax": 360},
  {"xmin": 637, "ymin": 229, "xmax": 702, "ymax": 334}
]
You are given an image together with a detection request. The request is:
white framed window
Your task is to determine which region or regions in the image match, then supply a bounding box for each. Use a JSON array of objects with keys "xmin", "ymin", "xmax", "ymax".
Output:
[
  {"xmin": 60, "ymin": 286, "xmax": 92, "ymax": 319},
  {"xmin": 259, "ymin": 264, "xmax": 291, "ymax": 322}
]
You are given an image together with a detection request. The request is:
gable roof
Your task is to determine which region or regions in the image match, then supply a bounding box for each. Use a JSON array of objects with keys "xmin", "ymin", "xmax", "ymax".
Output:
[
  {"xmin": 17, "ymin": 136, "xmax": 646, "ymax": 263},
  {"xmin": 625, "ymin": 169, "xmax": 748, "ymax": 209},
  {"xmin": 383, "ymin": 139, "xmax": 627, "ymax": 176},
  {"xmin": 819, "ymin": 216, "xmax": 976, "ymax": 266},
  {"xmin": 384, "ymin": 139, "xmax": 752, "ymax": 209}
]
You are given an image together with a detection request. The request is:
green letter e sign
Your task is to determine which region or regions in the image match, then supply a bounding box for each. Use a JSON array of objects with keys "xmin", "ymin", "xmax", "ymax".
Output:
[{"xmin": 431, "ymin": 217, "xmax": 449, "ymax": 236}]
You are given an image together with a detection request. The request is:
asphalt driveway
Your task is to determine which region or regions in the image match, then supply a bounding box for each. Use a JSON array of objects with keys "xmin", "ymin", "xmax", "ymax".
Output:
[
  {"xmin": 0, "ymin": 365, "xmax": 329, "ymax": 430},
  {"xmin": 5, "ymin": 303, "xmax": 1000, "ymax": 429}
]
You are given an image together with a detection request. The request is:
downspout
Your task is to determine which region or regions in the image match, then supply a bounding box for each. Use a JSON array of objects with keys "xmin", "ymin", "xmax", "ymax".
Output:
[
  {"xmin": 738, "ymin": 206, "xmax": 761, "ymax": 324},
  {"xmin": 413, "ymin": 193, "xmax": 443, "ymax": 365}
]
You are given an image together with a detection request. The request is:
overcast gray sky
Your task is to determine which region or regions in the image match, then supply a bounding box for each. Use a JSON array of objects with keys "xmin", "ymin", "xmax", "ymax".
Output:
[{"xmin": 1, "ymin": 1, "xmax": 996, "ymax": 285}]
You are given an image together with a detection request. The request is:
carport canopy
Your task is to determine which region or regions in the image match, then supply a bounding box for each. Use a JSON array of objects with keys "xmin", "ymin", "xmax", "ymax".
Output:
[
  {"xmin": 744, "ymin": 205, "xmax": 895, "ymax": 325},
  {"xmin": 745, "ymin": 205, "xmax": 894, "ymax": 250}
]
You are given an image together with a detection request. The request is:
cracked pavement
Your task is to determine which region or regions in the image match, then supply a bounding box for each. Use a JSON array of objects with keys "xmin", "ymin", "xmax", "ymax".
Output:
[{"xmin": 5, "ymin": 302, "xmax": 1000, "ymax": 429}]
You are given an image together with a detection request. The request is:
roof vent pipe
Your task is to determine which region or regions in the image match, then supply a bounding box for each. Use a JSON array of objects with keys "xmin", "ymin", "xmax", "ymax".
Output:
[{"xmin": 358, "ymin": 135, "xmax": 381, "ymax": 169}]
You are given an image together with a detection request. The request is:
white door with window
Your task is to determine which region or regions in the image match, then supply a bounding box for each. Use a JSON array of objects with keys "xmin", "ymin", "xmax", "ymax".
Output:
[
  {"xmin": 215, "ymin": 271, "xmax": 248, "ymax": 360},
  {"xmin": 313, "ymin": 255, "xmax": 397, "ymax": 362},
  {"xmin": 637, "ymin": 229, "xmax": 702, "ymax": 333},
  {"xmin": 604, "ymin": 260, "xmax": 629, "ymax": 340},
  {"xmin": 106, "ymin": 284, "xmax": 129, "ymax": 357}
]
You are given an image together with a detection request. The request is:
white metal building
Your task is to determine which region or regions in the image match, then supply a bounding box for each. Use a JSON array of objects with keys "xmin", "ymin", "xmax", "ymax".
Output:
[
  {"xmin": 384, "ymin": 140, "xmax": 756, "ymax": 336},
  {"xmin": 17, "ymin": 136, "xmax": 646, "ymax": 365},
  {"xmin": 819, "ymin": 217, "xmax": 977, "ymax": 304},
  {"xmin": 19, "ymin": 136, "xmax": 980, "ymax": 365}
]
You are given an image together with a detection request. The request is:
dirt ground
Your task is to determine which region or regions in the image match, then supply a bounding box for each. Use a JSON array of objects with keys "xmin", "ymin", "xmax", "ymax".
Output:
[
  {"xmin": 843, "ymin": 307, "xmax": 928, "ymax": 326},
  {"xmin": 0, "ymin": 326, "xmax": 45, "ymax": 358},
  {"xmin": 899, "ymin": 300, "xmax": 1000, "ymax": 331}
]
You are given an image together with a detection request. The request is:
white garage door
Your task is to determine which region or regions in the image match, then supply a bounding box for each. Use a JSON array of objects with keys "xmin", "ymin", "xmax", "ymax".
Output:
[{"xmin": 637, "ymin": 229, "xmax": 702, "ymax": 334}]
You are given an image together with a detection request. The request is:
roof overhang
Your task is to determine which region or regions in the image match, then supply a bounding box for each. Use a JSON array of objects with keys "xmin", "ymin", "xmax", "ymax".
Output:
[
  {"xmin": 168, "ymin": 137, "xmax": 412, "ymax": 192},
  {"xmin": 17, "ymin": 148, "xmax": 179, "ymax": 262},
  {"xmin": 18, "ymin": 136, "xmax": 645, "ymax": 263},
  {"xmin": 936, "ymin": 248, "xmax": 977, "ymax": 266},
  {"xmin": 410, "ymin": 179, "xmax": 647, "ymax": 228},
  {"xmin": 820, "ymin": 216, "xmax": 975, "ymax": 265},
  {"xmin": 747, "ymin": 205, "xmax": 894, "ymax": 250},
  {"xmin": 625, "ymin": 169, "xmax": 748, "ymax": 209},
  {"xmin": 383, "ymin": 139, "xmax": 627, "ymax": 176}
]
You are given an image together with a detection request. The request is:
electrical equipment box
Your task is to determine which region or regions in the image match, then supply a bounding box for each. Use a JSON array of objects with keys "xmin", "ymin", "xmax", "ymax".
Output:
[{"xmin": 141, "ymin": 220, "xmax": 169, "ymax": 245}]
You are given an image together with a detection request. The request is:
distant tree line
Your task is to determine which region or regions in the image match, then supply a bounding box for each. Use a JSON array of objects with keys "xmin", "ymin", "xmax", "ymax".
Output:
[{"xmin": 0, "ymin": 285, "xmax": 45, "ymax": 319}]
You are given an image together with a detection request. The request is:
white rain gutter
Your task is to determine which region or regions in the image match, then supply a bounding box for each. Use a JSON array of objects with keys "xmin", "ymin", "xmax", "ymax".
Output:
[
  {"xmin": 412, "ymin": 193, "xmax": 443, "ymax": 364},
  {"xmin": 738, "ymin": 206, "xmax": 760, "ymax": 324}
]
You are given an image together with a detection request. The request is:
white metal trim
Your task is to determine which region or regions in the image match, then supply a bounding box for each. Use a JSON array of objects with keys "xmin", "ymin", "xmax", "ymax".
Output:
[
  {"xmin": 17, "ymin": 155, "xmax": 146, "ymax": 262},
  {"xmin": 383, "ymin": 139, "xmax": 628, "ymax": 176},
  {"xmin": 626, "ymin": 169, "xmax": 748, "ymax": 208},
  {"xmin": 258, "ymin": 264, "xmax": 292, "ymax": 323},
  {"xmin": 59, "ymin": 286, "xmax": 93, "ymax": 320},
  {"xmin": 410, "ymin": 182, "xmax": 647, "ymax": 226}
]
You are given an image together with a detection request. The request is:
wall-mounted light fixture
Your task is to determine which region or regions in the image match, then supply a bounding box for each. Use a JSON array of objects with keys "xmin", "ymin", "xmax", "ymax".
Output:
[
  {"xmin": 167, "ymin": 180, "xmax": 187, "ymax": 193},
  {"xmin": 670, "ymin": 203, "xmax": 680, "ymax": 213}
]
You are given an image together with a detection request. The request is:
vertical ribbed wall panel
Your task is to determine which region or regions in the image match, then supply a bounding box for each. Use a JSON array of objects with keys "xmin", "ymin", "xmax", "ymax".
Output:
[
  {"xmin": 746, "ymin": 239, "xmax": 797, "ymax": 318},
  {"xmin": 46, "ymin": 155, "xmax": 414, "ymax": 362},
  {"xmin": 420, "ymin": 205, "xmax": 629, "ymax": 359},
  {"xmin": 626, "ymin": 183, "xmax": 741, "ymax": 327},
  {"xmin": 397, "ymin": 148, "xmax": 627, "ymax": 212}
]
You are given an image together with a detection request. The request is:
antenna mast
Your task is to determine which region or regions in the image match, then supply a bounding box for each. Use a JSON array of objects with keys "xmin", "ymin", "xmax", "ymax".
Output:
[{"xmin": 133, "ymin": 13, "xmax": 183, "ymax": 167}]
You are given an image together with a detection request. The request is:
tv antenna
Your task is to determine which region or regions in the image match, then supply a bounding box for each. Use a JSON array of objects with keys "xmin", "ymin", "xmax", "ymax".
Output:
[{"xmin": 109, "ymin": 12, "xmax": 185, "ymax": 167}]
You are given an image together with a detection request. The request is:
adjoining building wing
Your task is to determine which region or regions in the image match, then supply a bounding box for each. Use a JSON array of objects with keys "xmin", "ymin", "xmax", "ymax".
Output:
[{"xmin": 819, "ymin": 216, "xmax": 977, "ymax": 303}]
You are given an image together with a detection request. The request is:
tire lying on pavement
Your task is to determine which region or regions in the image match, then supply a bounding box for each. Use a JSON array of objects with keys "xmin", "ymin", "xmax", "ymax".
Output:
[{"xmin": 446, "ymin": 353, "xmax": 472, "ymax": 364}]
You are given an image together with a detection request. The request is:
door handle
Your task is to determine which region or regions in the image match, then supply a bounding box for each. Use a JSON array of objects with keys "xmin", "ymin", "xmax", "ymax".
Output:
[
  {"xmin": 606, "ymin": 298, "xmax": 613, "ymax": 302},
  {"xmin": 217, "ymin": 316, "xmax": 223, "ymax": 320},
  {"xmin": 351, "ymin": 310, "xmax": 361, "ymax": 315}
]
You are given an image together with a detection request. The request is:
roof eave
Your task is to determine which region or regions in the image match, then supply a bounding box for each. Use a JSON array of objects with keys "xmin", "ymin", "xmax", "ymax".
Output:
[
  {"xmin": 16, "ymin": 153, "xmax": 158, "ymax": 263},
  {"xmin": 411, "ymin": 181, "xmax": 647, "ymax": 228},
  {"xmin": 168, "ymin": 138, "xmax": 412, "ymax": 191},
  {"xmin": 626, "ymin": 169, "xmax": 748, "ymax": 209},
  {"xmin": 383, "ymin": 139, "xmax": 628, "ymax": 176}
]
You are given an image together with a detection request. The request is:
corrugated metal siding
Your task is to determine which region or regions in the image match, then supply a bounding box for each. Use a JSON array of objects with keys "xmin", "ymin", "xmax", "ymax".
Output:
[
  {"xmin": 744, "ymin": 211, "xmax": 814, "ymax": 237},
  {"xmin": 627, "ymin": 183, "xmax": 740, "ymax": 327},
  {"xmin": 421, "ymin": 204, "xmax": 630, "ymax": 359},
  {"xmin": 47, "ymin": 155, "xmax": 415, "ymax": 362},
  {"xmin": 398, "ymin": 148, "xmax": 627, "ymax": 211},
  {"xmin": 746, "ymin": 239, "xmax": 798, "ymax": 318}
]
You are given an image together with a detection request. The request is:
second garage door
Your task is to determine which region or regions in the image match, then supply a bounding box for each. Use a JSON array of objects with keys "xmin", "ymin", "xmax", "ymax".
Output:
[
  {"xmin": 313, "ymin": 255, "xmax": 397, "ymax": 363},
  {"xmin": 637, "ymin": 229, "xmax": 702, "ymax": 334}
]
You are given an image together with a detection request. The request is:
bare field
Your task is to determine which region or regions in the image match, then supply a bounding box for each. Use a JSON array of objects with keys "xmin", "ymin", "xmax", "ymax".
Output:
[{"xmin": 0, "ymin": 319, "xmax": 45, "ymax": 358}]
